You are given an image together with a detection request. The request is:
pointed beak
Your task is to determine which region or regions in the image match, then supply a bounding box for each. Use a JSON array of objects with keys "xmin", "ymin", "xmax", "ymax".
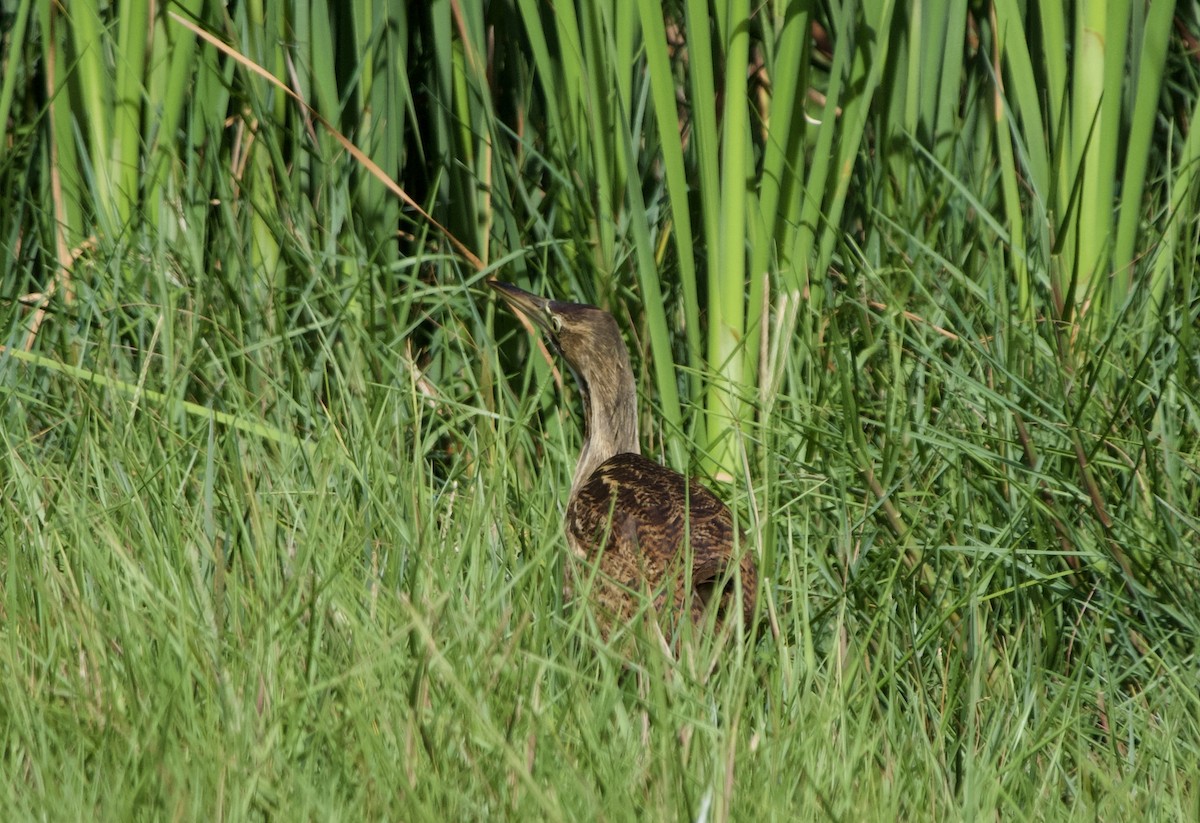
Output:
[{"xmin": 488, "ymin": 280, "xmax": 554, "ymax": 333}]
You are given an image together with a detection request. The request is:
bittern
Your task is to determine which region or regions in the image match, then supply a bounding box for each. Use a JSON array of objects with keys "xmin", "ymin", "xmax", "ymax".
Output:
[{"xmin": 489, "ymin": 280, "xmax": 757, "ymax": 639}]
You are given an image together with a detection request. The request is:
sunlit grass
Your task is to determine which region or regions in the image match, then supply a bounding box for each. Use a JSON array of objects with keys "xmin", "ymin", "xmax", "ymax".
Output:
[{"xmin": 2, "ymin": 1, "xmax": 1199, "ymax": 819}]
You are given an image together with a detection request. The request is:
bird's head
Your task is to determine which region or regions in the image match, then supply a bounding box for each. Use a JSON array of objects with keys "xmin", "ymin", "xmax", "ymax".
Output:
[{"xmin": 488, "ymin": 280, "xmax": 628, "ymax": 383}]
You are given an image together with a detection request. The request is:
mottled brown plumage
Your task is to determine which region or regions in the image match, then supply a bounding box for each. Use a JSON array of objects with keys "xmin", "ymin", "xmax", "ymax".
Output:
[{"xmin": 489, "ymin": 280, "xmax": 757, "ymax": 638}]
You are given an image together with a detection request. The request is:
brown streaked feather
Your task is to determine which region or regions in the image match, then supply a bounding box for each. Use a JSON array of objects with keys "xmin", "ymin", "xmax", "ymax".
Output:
[{"xmin": 566, "ymin": 453, "xmax": 757, "ymax": 632}]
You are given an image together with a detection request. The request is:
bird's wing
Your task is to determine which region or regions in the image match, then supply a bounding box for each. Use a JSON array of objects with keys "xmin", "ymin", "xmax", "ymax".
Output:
[
  {"xmin": 567, "ymin": 452, "xmax": 757, "ymax": 628},
  {"xmin": 568, "ymin": 453, "xmax": 734, "ymax": 575}
]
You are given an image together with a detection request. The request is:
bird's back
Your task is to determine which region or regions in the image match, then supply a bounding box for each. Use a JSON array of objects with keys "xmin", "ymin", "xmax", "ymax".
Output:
[{"xmin": 565, "ymin": 452, "xmax": 757, "ymax": 635}]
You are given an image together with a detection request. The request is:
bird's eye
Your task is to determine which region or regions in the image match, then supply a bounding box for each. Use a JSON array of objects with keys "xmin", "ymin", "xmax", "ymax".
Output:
[{"xmin": 546, "ymin": 308, "xmax": 563, "ymax": 333}]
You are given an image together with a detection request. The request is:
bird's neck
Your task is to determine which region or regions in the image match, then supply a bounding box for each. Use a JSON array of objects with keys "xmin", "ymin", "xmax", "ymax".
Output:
[{"xmin": 571, "ymin": 365, "xmax": 639, "ymax": 501}]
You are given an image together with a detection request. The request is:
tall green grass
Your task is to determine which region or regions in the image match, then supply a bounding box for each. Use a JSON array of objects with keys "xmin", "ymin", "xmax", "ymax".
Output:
[{"xmin": 2, "ymin": 1, "xmax": 1198, "ymax": 818}]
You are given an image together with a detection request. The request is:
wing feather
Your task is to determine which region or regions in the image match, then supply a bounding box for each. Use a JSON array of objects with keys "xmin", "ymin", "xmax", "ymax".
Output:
[{"xmin": 565, "ymin": 453, "xmax": 757, "ymax": 629}]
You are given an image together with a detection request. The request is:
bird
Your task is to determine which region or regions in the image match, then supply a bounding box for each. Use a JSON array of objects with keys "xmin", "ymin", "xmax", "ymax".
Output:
[{"xmin": 488, "ymin": 279, "xmax": 757, "ymax": 641}]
